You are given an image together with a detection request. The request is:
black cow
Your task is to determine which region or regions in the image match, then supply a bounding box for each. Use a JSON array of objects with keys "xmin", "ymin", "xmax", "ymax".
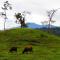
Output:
[
  {"xmin": 9, "ymin": 47, "xmax": 17, "ymax": 52},
  {"xmin": 22, "ymin": 45, "xmax": 33, "ymax": 54}
]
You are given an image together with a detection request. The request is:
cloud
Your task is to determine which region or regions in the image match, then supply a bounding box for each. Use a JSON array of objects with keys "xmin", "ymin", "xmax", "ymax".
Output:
[{"xmin": 0, "ymin": 0, "xmax": 60, "ymax": 30}]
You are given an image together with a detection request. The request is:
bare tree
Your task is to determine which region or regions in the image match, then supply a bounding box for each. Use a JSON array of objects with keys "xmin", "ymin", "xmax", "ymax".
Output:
[
  {"xmin": 47, "ymin": 9, "xmax": 57, "ymax": 30},
  {"xmin": 15, "ymin": 11, "xmax": 31, "ymax": 28},
  {"xmin": 0, "ymin": 1, "xmax": 12, "ymax": 30}
]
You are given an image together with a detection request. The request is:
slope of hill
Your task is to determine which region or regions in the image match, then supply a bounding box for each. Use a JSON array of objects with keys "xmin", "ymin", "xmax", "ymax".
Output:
[
  {"xmin": 0, "ymin": 28, "xmax": 60, "ymax": 60},
  {"xmin": 27, "ymin": 23, "xmax": 42, "ymax": 28},
  {"xmin": 40, "ymin": 27, "xmax": 60, "ymax": 36},
  {"xmin": 27, "ymin": 23, "xmax": 56, "ymax": 29}
]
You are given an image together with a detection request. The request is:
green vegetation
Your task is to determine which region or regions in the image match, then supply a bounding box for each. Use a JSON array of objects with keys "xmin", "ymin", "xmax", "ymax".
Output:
[{"xmin": 0, "ymin": 28, "xmax": 60, "ymax": 60}]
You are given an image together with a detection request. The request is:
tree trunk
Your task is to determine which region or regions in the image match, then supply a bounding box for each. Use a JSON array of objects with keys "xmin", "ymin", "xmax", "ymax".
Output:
[
  {"xmin": 48, "ymin": 19, "xmax": 51, "ymax": 32},
  {"xmin": 4, "ymin": 10, "xmax": 6, "ymax": 30},
  {"xmin": 4, "ymin": 19, "xmax": 6, "ymax": 30}
]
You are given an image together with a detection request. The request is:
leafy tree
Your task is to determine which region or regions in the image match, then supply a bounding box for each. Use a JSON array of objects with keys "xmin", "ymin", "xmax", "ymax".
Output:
[
  {"xmin": 15, "ymin": 13, "xmax": 27, "ymax": 28},
  {"xmin": 15, "ymin": 11, "xmax": 31, "ymax": 28}
]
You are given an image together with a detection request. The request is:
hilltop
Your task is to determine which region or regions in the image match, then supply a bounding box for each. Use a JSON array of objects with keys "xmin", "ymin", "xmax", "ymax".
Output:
[{"xmin": 0, "ymin": 28, "xmax": 60, "ymax": 60}]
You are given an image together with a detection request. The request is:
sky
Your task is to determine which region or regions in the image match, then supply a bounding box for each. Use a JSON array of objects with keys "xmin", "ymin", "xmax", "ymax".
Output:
[{"xmin": 0, "ymin": 0, "xmax": 60, "ymax": 30}]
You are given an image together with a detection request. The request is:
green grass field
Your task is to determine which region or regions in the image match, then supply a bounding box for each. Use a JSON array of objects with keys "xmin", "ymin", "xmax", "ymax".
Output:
[{"xmin": 0, "ymin": 28, "xmax": 60, "ymax": 60}]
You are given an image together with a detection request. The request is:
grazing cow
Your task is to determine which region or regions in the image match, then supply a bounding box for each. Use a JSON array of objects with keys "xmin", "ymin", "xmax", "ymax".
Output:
[
  {"xmin": 22, "ymin": 45, "xmax": 33, "ymax": 54},
  {"xmin": 9, "ymin": 47, "xmax": 17, "ymax": 52}
]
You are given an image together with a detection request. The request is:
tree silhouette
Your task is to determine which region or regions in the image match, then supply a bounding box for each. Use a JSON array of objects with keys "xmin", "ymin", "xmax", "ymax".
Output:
[
  {"xmin": 0, "ymin": 1, "xmax": 12, "ymax": 30},
  {"xmin": 15, "ymin": 11, "xmax": 31, "ymax": 28},
  {"xmin": 15, "ymin": 13, "xmax": 27, "ymax": 28}
]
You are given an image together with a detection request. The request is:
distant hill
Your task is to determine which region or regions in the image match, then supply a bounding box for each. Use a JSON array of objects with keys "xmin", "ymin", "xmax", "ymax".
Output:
[
  {"xmin": 0, "ymin": 22, "xmax": 56, "ymax": 30},
  {"xmin": 40, "ymin": 26, "xmax": 60, "ymax": 36},
  {"xmin": 26, "ymin": 23, "xmax": 42, "ymax": 28},
  {"xmin": 26, "ymin": 23, "xmax": 56, "ymax": 29},
  {"xmin": 26, "ymin": 23, "xmax": 60, "ymax": 36}
]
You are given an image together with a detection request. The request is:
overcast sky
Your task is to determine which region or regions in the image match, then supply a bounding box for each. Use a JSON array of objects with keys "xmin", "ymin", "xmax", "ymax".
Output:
[{"xmin": 0, "ymin": 0, "xmax": 60, "ymax": 30}]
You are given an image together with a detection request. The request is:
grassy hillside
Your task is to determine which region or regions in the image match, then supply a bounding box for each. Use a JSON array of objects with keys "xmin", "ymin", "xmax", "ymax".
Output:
[{"xmin": 0, "ymin": 28, "xmax": 60, "ymax": 60}]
